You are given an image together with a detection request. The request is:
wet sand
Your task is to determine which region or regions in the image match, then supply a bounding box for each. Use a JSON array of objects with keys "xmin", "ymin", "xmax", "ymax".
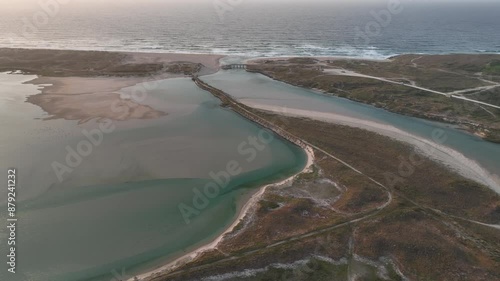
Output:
[
  {"xmin": 1, "ymin": 49, "xmax": 225, "ymax": 123},
  {"xmin": 243, "ymin": 101, "xmax": 500, "ymax": 193},
  {"xmin": 27, "ymin": 76, "xmax": 170, "ymax": 123}
]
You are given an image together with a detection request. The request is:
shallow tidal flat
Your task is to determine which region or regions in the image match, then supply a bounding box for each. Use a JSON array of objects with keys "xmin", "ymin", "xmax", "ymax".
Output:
[
  {"xmin": 0, "ymin": 73, "xmax": 306, "ymax": 281},
  {"xmin": 27, "ymin": 76, "xmax": 167, "ymax": 123}
]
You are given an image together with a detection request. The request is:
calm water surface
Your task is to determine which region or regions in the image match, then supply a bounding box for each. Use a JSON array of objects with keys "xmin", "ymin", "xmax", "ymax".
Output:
[
  {"xmin": 203, "ymin": 70, "xmax": 500, "ymax": 189},
  {"xmin": 1, "ymin": 2, "xmax": 499, "ymax": 58},
  {"xmin": 0, "ymin": 73, "xmax": 307, "ymax": 281}
]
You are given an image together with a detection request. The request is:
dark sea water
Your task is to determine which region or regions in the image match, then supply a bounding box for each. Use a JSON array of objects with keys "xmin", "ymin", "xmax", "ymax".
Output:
[{"xmin": 1, "ymin": 1, "xmax": 499, "ymax": 58}]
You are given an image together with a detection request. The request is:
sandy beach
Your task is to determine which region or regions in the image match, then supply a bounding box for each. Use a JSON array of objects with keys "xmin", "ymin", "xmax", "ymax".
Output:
[
  {"xmin": 242, "ymin": 101, "xmax": 500, "ymax": 194},
  {"xmin": 2, "ymin": 1, "xmax": 500, "ymax": 279},
  {"xmin": 4, "ymin": 49, "xmax": 499, "ymax": 280},
  {"xmin": 246, "ymin": 55, "xmax": 391, "ymax": 65},
  {"xmin": 128, "ymin": 146, "xmax": 315, "ymax": 281},
  {"xmin": 17, "ymin": 51, "xmax": 318, "ymax": 280}
]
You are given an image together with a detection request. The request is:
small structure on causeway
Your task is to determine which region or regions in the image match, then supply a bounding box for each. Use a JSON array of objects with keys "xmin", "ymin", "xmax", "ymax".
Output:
[
  {"xmin": 221, "ymin": 64, "xmax": 247, "ymax": 70},
  {"xmin": 192, "ymin": 77, "xmax": 308, "ymax": 150}
]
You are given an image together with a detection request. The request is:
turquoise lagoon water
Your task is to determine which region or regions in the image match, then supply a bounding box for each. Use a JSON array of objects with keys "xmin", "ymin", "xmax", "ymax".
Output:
[
  {"xmin": 2, "ymin": 66, "xmax": 500, "ymax": 281},
  {"xmin": 0, "ymin": 74, "xmax": 307, "ymax": 281}
]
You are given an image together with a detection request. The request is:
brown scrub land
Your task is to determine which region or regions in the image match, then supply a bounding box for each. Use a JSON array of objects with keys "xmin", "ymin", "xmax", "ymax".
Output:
[
  {"xmin": 3, "ymin": 49, "xmax": 499, "ymax": 280},
  {"xmin": 247, "ymin": 54, "xmax": 500, "ymax": 143},
  {"xmin": 142, "ymin": 98, "xmax": 500, "ymax": 281}
]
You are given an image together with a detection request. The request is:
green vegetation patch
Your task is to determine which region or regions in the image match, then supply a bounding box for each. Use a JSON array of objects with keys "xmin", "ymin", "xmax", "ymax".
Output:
[
  {"xmin": 259, "ymin": 200, "xmax": 281, "ymax": 210},
  {"xmin": 484, "ymin": 60, "xmax": 500, "ymax": 75}
]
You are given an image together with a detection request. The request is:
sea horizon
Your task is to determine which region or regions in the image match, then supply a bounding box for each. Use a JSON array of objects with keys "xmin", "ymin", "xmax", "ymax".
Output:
[
  {"xmin": 2, "ymin": 1, "xmax": 500, "ymax": 59},
  {"xmin": 1, "ymin": 1, "xmax": 500, "ymax": 280}
]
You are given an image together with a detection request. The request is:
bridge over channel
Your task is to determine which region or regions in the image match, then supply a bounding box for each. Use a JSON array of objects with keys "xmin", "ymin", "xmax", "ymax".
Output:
[{"xmin": 221, "ymin": 64, "xmax": 247, "ymax": 70}]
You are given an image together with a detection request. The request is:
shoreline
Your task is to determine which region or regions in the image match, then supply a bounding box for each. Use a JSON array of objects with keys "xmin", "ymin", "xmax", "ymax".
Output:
[
  {"xmin": 245, "ymin": 55, "xmax": 392, "ymax": 64},
  {"xmin": 245, "ymin": 54, "xmax": 500, "ymax": 144},
  {"xmin": 2, "ymin": 48, "xmax": 226, "ymax": 124},
  {"xmin": 0, "ymin": 48, "xmax": 225, "ymax": 73},
  {"xmin": 0, "ymin": 47, "xmax": 392, "ymax": 63},
  {"xmin": 4, "ymin": 46, "xmax": 500, "ymax": 63},
  {"xmin": 128, "ymin": 146, "xmax": 315, "ymax": 281},
  {"xmin": 26, "ymin": 75, "xmax": 172, "ymax": 124},
  {"xmin": 4, "ymin": 48, "xmax": 499, "ymax": 279},
  {"xmin": 243, "ymin": 101, "xmax": 500, "ymax": 194}
]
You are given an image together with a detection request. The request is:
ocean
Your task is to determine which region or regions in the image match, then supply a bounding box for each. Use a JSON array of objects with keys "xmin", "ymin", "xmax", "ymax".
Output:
[
  {"xmin": 1, "ymin": 1, "xmax": 500, "ymax": 59},
  {"xmin": 1, "ymin": 1, "xmax": 500, "ymax": 280}
]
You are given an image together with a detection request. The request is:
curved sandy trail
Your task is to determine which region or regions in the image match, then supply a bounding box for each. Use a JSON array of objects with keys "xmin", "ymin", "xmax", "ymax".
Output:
[
  {"xmin": 410, "ymin": 56, "xmax": 423, "ymax": 68},
  {"xmin": 130, "ymin": 85, "xmax": 396, "ymax": 281},
  {"xmin": 448, "ymin": 84, "xmax": 500, "ymax": 96},
  {"xmin": 133, "ymin": 77, "xmax": 499, "ymax": 281},
  {"xmin": 468, "ymin": 221, "xmax": 500, "ymax": 230}
]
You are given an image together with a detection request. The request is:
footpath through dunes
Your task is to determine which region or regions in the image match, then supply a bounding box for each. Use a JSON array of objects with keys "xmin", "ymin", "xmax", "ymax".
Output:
[
  {"xmin": 144, "ymin": 80, "xmax": 500, "ymax": 281},
  {"xmin": 192, "ymin": 76, "xmax": 394, "ymax": 205},
  {"xmin": 246, "ymin": 55, "xmax": 500, "ymax": 143},
  {"xmin": 191, "ymin": 75, "xmax": 500, "ymax": 225},
  {"xmin": 132, "ymin": 78, "xmax": 394, "ymax": 281},
  {"xmin": 194, "ymin": 76, "xmax": 391, "ymax": 195}
]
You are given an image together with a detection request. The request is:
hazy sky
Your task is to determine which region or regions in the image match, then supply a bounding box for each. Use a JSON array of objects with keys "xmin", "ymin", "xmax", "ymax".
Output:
[
  {"xmin": 3, "ymin": 0, "xmax": 497, "ymax": 4},
  {"xmin": 2, "ymin": 0, "xmax": 498, "ymax": 10}
]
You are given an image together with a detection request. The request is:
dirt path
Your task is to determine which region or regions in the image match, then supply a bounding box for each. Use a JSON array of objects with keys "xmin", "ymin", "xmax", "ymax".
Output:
[
  {"xmin": 141, "ymin": 79, "xmax": 498, "ymax": 281},
  {"xmin": 323, "ymin": 68, "xmax": 450, "ymax": 96},
  {"xmin": 323, "ymin": 67, "xmax": 500, "ymax": 110}
]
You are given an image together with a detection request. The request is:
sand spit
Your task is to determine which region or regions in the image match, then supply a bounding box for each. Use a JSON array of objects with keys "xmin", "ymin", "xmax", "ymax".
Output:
[
  {"xmin": 242, "ymin": 102, "xmax": 500, "ymax": 194},
  {"xmin": 21, "ymin": 54, "xmax": 224, "ymax": 124},
  {"xmin": 26, "ymin": 76, "xmax": 170, "ymax": 124},
  {"xmin": 0, "ymin": 49, "xmax": 224, "ymax": 124}
]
